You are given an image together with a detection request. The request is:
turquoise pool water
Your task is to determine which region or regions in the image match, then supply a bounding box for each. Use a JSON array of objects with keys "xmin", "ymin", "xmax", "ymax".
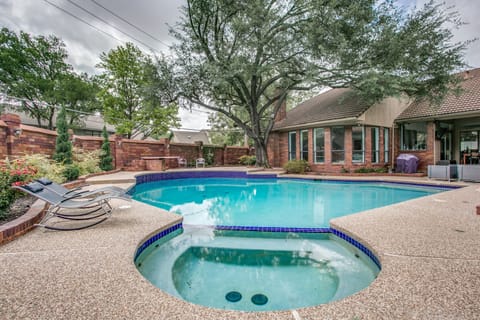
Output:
[
  {"xmin": 133, "ymin": 178, "xmax": 445, "ymax": 228},
  {"xmin": 136, "ymin": 229, "xmax": 380, "ymax": 311},
  {"xmin": 133, "ymin": 176, "xmax": 447, "ymax": 311}
]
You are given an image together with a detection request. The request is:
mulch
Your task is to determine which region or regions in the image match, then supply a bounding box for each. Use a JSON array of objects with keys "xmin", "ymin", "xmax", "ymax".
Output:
[{"xmin": 0, "ymin": 195, "xmax": 37, "ymax": 226}]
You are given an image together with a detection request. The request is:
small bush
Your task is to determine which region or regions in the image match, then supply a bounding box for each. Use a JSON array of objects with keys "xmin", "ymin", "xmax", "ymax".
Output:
[
  {"xmin": 62, "ymin": 164, "xmax": 80, "ymax": 181},
  {"xmin": 73, "ymin": 147, "xmax": 101, "ymax": 176},
  {"xmin": 354, "ymin": 167, "xmax": 388, "ymax": 174},
  {"xmin": 0, "ymin": 158, "xmax": 38, "ymax": 217},
  {"xmin": 239, "ymin": 155, "xmax": 256, "ymax": 166},
  {"xmin": 283, "ymin": 160, "xmax": 310, "ymax": 174}
]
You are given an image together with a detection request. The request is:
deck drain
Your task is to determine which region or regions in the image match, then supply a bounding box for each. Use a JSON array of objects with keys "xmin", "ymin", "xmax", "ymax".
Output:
[
  {"xmin": 251, "ymin": 293, "xmax": 268, "ymax": 305},
  {"xmin": 225, "ymin": 291, "xmax": 242, "ymax": 302}
]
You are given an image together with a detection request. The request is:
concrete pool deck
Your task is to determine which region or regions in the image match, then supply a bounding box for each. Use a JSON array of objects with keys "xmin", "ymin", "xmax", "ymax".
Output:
[{"xmin": 1, "ymin": 168, "xmax": 479, "ymax": 319}]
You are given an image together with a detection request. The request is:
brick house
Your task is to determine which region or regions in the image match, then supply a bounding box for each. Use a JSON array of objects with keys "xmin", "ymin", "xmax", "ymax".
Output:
[
  {"xmin": 268, "ymin": 68, "xmax": 480, "ymax": 173},
  {"xmin": 395, "ymin": 68, "xmax": 480, "ymax": 169},
  {"xmin": 268, "ymin": 88, "xmax": 411, "ymax": 173}
]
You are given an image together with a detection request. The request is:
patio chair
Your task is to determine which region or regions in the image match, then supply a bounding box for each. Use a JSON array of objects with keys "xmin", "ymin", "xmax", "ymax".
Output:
[
  {"xmin": 13, "ymin": 182, "xmax": 131, "ymax": 231},
  {"xmin": 178, "ymin": 157, "xmax": 187, "ymax": 167},
  {"xmin": 35, "ymin": 177, "xmax": 130, "ymax": 201},
  {"xmin": 196, "ymin": 157, "xmax": 206, "ymax": 168}
]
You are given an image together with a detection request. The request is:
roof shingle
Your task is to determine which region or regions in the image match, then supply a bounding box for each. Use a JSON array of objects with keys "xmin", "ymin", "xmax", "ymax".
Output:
[
  {"xmin": 273, "ymin": 88, "xmax": 370, "ymax": 130},
  {"xmin": 396, "ymin": 68, "xmax": 480, "ymax": 121}
]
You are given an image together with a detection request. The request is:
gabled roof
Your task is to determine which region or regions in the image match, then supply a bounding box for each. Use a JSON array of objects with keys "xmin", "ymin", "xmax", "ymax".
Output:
[
  {"xmin": 396, "ymin": 68, "xmax": 480, "ymax": 121},
  {"xmin": 171, "ymin": 130, "xmax": 210, "ymax": 144},
  {"xmin": 273, "ymin": 88, "xmax": 371, "ymax": 130}
]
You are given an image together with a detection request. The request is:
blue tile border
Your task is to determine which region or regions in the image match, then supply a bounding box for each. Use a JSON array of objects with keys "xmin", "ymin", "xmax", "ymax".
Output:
[
  {"xmin": 214, "ymin": 225, "xmax": 331, "ymax": 233},
  {"xmin": 134, "ymin": 222, "xmax": 182, "ymax": 261},
  {"xmin": 330, "ymin": 228, "xmax": 382, "ymax": 270},
  {"xmin": 134, "ymin": 223, "xmax": 381, "ymax": 271},
  {"xmin": 134, "ymin": 171, "xmax": 279, "ymax": 185}
]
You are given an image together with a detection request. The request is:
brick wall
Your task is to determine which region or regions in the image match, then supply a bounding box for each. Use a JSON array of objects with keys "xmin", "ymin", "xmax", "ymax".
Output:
[
  {"xmin": 0, "ymin": 120, "xmax": 7, "ymax": 158},
  {"xmin": 224, "ymin": 146, "xmax": 251, "ymax": 165},
  {"xmin": 0, "ymin": 113, "xmax": 254, "ymax": 170}
]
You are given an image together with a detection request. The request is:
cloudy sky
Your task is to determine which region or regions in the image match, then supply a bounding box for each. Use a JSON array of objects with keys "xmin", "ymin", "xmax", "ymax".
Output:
[{"xmin": 1, "ymin": 0, "xmax": 479, "ymax": 130}]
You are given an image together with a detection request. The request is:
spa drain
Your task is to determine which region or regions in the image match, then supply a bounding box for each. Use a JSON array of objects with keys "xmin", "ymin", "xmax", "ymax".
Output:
[
  {"xmin": 251, "ymin": 293, "xmax": 268, "ymax": 305},
  {"xmin": 225, "ymin": 291, "xmax": 242, "ymax": 302}
]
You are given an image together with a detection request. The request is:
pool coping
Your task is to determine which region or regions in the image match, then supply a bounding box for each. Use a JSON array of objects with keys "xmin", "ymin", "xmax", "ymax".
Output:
[{"xmin": 1, "ymin": 168, "xmax": 479, "ymax": 319}]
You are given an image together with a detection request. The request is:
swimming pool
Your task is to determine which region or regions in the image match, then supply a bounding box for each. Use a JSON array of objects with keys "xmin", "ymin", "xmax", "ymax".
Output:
[
  {"xmin": 132, "ymin": 172, "xmax": 451, "ymax": 311},
  {"xmin": 132, "ymin": 176, "xmax": 447, "ymax": 228}
]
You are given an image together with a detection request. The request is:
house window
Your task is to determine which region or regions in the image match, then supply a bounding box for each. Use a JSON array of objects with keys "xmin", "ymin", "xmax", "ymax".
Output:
[
  {"xmin": 288, "ymin": 131, "xmax": 296, "ymax": 160},
  {"xmin": 384, "ymin": 128, "xmax": 390, "ymax": 163},
  {"xmin": 371, "ymin": 127, "xmax": 380, "ymax": 163},
  {"xmin": 352, "ymin": 126, "xmax": 364, "ymax": 163},
  {"xmin": 400, "ymin": 122, "xmax": 427, "ymax": 151},
  {"xmin": 314, "ymin": 128, "xmax": 325, "ymax": 163},
  {"xmin": 331, "ymin": 126, "xmax": 345, "ymax": 163},
  {"xmin": 300, "ymin": 130, "xmax": 309, "ymax": 161}
]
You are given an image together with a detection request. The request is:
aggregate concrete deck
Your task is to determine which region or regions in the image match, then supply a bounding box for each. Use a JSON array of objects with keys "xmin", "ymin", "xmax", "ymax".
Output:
[{"xmin": 1, "ymin": 169, "xmax": 479, "ymax": 319}]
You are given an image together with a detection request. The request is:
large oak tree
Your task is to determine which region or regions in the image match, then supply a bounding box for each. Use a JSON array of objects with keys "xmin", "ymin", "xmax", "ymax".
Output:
[{"xmin": 155, "ymin": 0, "xmax": 468, "ymax": 167}]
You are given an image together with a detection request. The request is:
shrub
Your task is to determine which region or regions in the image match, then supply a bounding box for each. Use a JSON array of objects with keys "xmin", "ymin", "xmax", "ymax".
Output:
[
  {"xmin": 73, "ymin": 147, "xmax": 101, "ymax": 176},
  {"xmin": 239, "ymin": 155, "xmax": 256, "ymax": 166},
  {"xmin": 99, "ymin": 126, "xmax": 114, "ymax": 171},
  {"xmin": 53, "ymin": 106, "xmax": 73, "ymax": 164},
  {"xmin": 0, "ymin": 158, "xmax": 38, "ymax": 217},
  {"xmin": 283, "ymin": 160, "xmax": 310, "ymax": 174},
  {"xmin": 62, "ymin": 164, "xmax": 80, "ymax": 181},
  {"xmin": 202, "ymin": 147, "xmax": 215, "ymax": 166}
]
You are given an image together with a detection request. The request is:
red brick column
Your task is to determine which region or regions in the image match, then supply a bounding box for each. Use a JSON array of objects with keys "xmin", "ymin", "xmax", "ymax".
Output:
[
  {"xmin": 0, "ymin": 113, "xmax": 22, "ymax": 159},
  {"xmin": 113, "ymin": 134, "xmax": 124, "ymax": 169}
]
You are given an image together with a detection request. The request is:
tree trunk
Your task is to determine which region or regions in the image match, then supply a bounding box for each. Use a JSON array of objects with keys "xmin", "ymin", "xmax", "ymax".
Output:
[{"xmin": 253, "ymin": 138, "xmax": 270, "ymax": 168}]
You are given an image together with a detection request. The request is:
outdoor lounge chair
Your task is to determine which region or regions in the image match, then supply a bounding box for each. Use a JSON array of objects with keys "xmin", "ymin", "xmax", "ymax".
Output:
[
  {"xmin": 14, "ymin": 182, "xmax": 131, "ymax": 231},
  {"xmin": 35, "ymin": 177, "xmax": 130, "ymax": 200},
  {"xmin": 196, "ymin": 158, "xmax": 205, "ymax": 168}
]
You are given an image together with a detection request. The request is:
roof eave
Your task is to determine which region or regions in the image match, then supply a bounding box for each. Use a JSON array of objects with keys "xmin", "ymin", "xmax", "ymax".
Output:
[
  {"xmin": 395, "ymin": 109, "xmax": 480, "ymax": 123},
  {"xmin": 273, "ymin": 117, "xmax": 359, "ymax": 131}
]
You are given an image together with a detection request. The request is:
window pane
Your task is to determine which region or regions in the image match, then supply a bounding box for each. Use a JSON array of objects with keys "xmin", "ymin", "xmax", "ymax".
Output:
[
  {"xmin": 301, "ymin": 130, "xmax": 309, "ymax": 161},
  {"xmin": 384, "ymin": 128, "xmax": 389, "ymax": 163},
  {"xmin": 371, "ymin": 127, "xmax": 379, "ymax": 163},
  {"xmin": 288, "ymin": 131, "xmax": 296, "ymax": 160},
  {"xmin": 331, "ymin": 127, "xmax": 345, "ymax": 163},
  {"xmin": 401, "ymin": 123, "xmax": 427, "ymax": 151},
  {"xmin": 352, "ymin": 126, "xmax": 364, "ymax": 163},
  {"xmin": 314, "ymin": 128, "xmax": 325, "ymax": 163}
]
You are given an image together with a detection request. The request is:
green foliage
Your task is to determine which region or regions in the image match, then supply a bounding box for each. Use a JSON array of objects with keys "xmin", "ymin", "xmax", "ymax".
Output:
[
  {"xmin": 354, "ymin": 167, "xmax": 388, "ymax": 174},
  {"xmin": 0, "ymin": 158, "xmax": 38, "ymax": 217},
  {"xmin": 155, "ymin": 0, "xmax": 468, "ymax": 167},
  {"xmin": 97, "ymin": 42, "xmax": 180, "ymax": 139},
  {"xmin": 283, "ymin": 160, "xmax": 310, "ymax": 174},
  {"xmin": 62, "ymin": 164, "xmax": 80, "ymax": 182},
  {"xmin": 99, "ymin": 126, "xmax": 114, "ymax": 171},
  {"xmin": 239, "ymin": 155, "xmax": 256, "ymax": 166},
  {"xmin": 55, "ymin": 72, "xmax": 101, "ymax": 128},
  {"xmin": 72, "ymin": 147, "xmax": 102, "ymax": 176},
  {"xmin": 202, "ymin": 146, "xmax": 216, "ymax": 166},
  {"xmin": 0, "ymin": 28, "xmax": 72, "ymax": 129},
  {"xmin": 53, "ymin": 106, "xmax": 73, "ymax": 164},
  {"xmin": 207, "ymin": 112, "xmax": 249, "ymax": 146},
  {"xmin": 0, "ymin": 151, "xmax": 102, "ymax": 218}
]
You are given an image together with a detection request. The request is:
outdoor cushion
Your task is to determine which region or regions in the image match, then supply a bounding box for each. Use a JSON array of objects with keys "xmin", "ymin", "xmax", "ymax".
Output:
[
  {"xmin": 36, "ymin": 177, "xmax": 53, "ymax": 185},
  {"xmin": 24, "ymin": 182, "xmax": 44, "ymax": 193}
]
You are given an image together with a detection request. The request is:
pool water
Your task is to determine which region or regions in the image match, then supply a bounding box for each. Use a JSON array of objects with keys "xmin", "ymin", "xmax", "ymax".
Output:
[
  {"xmin": 133, "ymin": 176, "xmax": 447, "ymax": 311},
  {"xmin": 133, "ymin": 178, "xmax": 445, "ymax": 228},
  {"xmin": 136, "ymin": 229, "xmax": 379, "ymax": 311}
]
